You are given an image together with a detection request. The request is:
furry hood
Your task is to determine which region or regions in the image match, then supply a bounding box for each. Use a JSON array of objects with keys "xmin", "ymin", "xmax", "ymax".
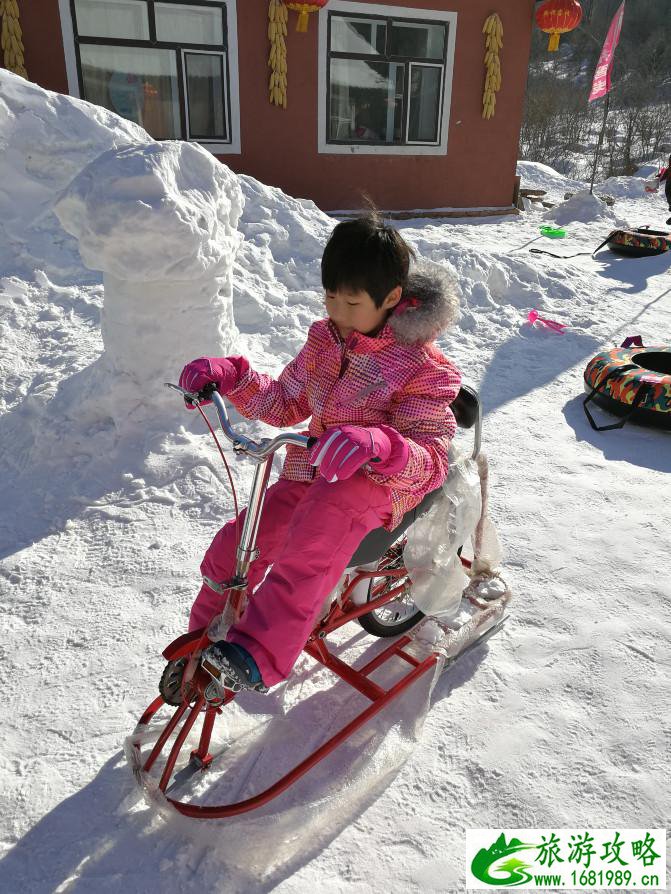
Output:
[{"xmin": 388, "ymin": 259, "xmax": 460, "ymax": 344}]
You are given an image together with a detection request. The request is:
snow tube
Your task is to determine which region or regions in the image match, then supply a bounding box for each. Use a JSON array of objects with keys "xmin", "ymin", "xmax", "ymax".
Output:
[
  {"xmin": 583, "ymin": 345, "xmax": 671, "ymax": 431},
  {"xmin": 604, "ymin": 227, "xmax": 671, "ymax": 258}
]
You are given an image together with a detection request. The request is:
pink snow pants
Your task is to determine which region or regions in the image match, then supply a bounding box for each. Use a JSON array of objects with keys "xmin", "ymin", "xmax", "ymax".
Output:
[{"xmin": 189, "ymin": 473, "xmax": 393, "ymax": 686}]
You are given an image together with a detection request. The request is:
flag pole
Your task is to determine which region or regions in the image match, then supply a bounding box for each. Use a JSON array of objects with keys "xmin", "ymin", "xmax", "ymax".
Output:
[
  {"xmin": 589, "ymin": 93, "xmax": 610, "ymax": 195},
  {"xmin": 587, "ymin": 1, "xmax": 625, "ymax": 194}
]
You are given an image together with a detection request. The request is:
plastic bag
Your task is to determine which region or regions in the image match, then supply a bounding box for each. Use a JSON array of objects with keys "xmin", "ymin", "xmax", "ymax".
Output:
[
  {"xmin": 403, "ymin": 452, "xmax": 482, "ymax": 619},
  {"xmin": 644, "ymin": 176, "xmax": 660, "ymax": 193}
]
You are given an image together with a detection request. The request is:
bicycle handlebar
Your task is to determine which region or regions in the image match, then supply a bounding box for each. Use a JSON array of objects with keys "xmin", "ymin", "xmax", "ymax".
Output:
[{"xmin": 166, "ymin": 383, "xmax": 313, "ymax": 459}]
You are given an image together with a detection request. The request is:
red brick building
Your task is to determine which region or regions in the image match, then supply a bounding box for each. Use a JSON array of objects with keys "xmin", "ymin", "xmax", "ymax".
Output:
[{"xmin": 14, "ymin": 0, "xmax": 536, "ymax": 213}]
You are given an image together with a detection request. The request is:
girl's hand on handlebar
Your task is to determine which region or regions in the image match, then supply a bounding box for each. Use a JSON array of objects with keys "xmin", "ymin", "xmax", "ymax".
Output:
[
  {"xmin": 309, "ymin": 425, "xmax": 392, "ymax": 483},
  {"xmin": 178, "ymin": 357, "xmax": 245, "ymax": 408}
]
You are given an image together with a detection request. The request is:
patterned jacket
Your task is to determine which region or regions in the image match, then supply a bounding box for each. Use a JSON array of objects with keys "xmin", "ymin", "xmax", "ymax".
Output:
[{"xmin": 227, "ymin": 262, "xmax": 462, "ymax": 530}]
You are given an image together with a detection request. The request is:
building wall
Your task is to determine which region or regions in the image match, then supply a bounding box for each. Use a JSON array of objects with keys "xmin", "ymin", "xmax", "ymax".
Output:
[
  {"xmin": 22, "ymin": 0, "xmax": 69, "ymax": 95},
  {"xmin": 233, "ymin": 0, "xmax": 535, "ymax": 211},
  {"xmin": 23, "ymin": 0, "xmax": 535, "ymax": 212}
]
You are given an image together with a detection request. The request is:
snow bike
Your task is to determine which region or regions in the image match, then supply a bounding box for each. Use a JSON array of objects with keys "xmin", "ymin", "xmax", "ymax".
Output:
[{"xmin": 129, "ymin": 385, "xmax": 508, "ymax": 818}]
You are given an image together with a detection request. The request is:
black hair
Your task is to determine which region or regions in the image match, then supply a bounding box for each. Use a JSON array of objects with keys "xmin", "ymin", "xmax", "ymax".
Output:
[{"xmin": 321, "ymin": 211, "xmax": 415, "ymax": 307}]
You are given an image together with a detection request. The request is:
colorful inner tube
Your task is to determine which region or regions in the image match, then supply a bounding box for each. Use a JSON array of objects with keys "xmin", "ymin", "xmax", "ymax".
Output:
[
  {"xmin": 584, "ymin": 345, "xmax": 671, "ymax": 430},
  {"xmin": 606, "ymin": 228, "xmax": 671, "ymax": 258}
]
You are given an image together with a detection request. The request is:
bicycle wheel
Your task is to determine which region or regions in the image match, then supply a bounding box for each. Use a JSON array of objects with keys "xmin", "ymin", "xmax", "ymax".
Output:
[{"xmin": 357, "ymin": 542, "xmax": 424, "ymax": 638}]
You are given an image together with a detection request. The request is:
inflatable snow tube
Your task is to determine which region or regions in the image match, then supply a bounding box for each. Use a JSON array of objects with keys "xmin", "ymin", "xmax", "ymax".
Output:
[
  {"xmin": 584, "ymin": 345, "xmax": 671, "ymax": 430},
  {"xmin": 605, "ymin": 228, "xmax": 671, "ymax": 258}
]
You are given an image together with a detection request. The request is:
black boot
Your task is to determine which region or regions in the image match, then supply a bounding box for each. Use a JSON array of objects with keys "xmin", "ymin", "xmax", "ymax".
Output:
[{"xmin": 201, "ymin": 641, "xmax": 268, "ymax": 694}]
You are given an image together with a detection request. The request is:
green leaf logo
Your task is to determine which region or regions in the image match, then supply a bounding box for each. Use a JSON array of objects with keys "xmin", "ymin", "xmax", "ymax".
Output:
[{"xmin": 471, "ymin": 834, "xmax": 537, "ymax": 886}]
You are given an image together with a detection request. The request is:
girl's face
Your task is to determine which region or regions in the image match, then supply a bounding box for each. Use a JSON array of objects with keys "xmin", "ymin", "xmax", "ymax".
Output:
[{"xmin": 325, "ymin": 285, "xmax": 401, "ymax": 339}]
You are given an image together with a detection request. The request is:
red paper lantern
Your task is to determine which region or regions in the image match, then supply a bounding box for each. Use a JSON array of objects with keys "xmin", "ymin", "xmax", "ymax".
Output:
[
  {"xmin": 286, "ymin": 1, "xmax": 329, "ymax": 33},
  {"xmin": 535, "ymin": 0, "xmax": 583, "ymax": 52}
]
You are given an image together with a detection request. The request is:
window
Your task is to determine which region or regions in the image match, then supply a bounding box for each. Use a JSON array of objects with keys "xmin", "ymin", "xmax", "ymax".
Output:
[
  {"xmin": 319, "ymin": 2, "xmax": 456, "ymax": 156},
  {"xmin": 65, "ymin": 0, "xmax": 239, "ymax": 151}
]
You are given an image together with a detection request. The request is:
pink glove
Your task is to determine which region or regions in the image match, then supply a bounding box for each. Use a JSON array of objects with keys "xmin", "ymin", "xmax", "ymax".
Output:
[
  {"xmin": 178, "ymin": 356, "xmax": 247, "ymax": 408},
  {"xmin": 309, "ymin": 425, "xmax": 408, "ymax": 483}
]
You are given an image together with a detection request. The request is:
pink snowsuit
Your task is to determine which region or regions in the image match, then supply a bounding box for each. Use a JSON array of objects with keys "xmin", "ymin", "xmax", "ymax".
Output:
[{"xmin": 190, "ymin": 262, "xmax": 462, "ymax": 686}]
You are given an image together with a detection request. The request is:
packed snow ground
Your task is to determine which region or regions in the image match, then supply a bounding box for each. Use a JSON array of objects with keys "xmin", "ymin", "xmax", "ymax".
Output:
[{"xmin": 1, "ymin": 73, "xmax": 670, "ymax": 893}]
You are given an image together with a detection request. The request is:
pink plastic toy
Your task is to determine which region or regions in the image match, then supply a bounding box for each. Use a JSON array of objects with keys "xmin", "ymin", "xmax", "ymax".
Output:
[{"xmin": 527, "ymin": 309, "xmax": 567, "ymax": 333}]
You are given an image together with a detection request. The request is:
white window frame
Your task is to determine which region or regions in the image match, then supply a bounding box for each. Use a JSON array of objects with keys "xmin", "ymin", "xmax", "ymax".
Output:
[
  {"xmin": 318, "ymin": 0, "xmax": 457, "ymax": 156},
  {"xmin": 57, "ymin": 0, "xmax": 241, "ymax": 154},
  {"xmin": 181, "ymin": 48, "xmax": 230, "ymax": 144}
]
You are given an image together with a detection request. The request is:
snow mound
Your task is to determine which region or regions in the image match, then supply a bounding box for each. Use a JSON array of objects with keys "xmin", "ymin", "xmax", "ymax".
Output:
[
  {"xmin": 598, "ymin": 175, "xmax": 654, "ymax": 199},
  {"xmin": 543, "ymin": 189, "xmax": 617, "ymax": 226},
  {"xmin": 516, "ymin": 160, "xmax": 585, "ymax": 198},
  {"xmin": 232, "ymin": 175, "xmax": 335, "ymax": 365},
  {"xmin": 0, "ymin": 69, "xmax": 147, "ymax": 237}
]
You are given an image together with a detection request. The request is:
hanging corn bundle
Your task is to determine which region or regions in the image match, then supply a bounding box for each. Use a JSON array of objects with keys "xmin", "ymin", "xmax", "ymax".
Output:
[
  {"xmin": 482, "ymin": 13, "xmax": 502, "ymax": 120},
  {"xmin": 268, "ymin": 0, "xmax": 288, "ymax": 108},
  {"xmin": 0, "ymin": 0, "xmax": 27, "ymax": 79}
]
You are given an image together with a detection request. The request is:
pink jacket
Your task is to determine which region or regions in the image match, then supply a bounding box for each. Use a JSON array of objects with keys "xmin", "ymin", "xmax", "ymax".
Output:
[{"xmin": 227, "ymin": 262, "xmax": 462, "ymax": 530}]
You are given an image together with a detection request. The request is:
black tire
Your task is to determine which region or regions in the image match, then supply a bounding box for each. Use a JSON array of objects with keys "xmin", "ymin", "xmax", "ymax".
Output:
[{"xmin": 357, "ymin": 560, "xmax": 424, "ymax": 638}]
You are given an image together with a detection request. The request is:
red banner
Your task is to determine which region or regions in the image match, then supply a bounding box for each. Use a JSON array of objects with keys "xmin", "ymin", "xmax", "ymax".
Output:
[{"xmin": 588, "ymin": 1, "xmax": 626, "ymax": 102}]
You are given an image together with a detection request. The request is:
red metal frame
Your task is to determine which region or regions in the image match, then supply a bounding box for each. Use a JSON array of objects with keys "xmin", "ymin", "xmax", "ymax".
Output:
[{"xmin": 132, "ymin": 563, "xmax": 445, "ymax": 818}]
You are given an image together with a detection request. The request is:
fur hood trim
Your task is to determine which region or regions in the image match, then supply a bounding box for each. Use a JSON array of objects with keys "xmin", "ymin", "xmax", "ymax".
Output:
[{"xmin": 388, "ymin": 259, "xmax": 460, "ymax": 344}]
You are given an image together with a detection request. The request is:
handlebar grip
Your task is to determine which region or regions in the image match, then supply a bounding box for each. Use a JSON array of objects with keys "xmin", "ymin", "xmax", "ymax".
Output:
[{"xmin": 184, "ymin": 381, "xmax": 218, "ymax": 407}]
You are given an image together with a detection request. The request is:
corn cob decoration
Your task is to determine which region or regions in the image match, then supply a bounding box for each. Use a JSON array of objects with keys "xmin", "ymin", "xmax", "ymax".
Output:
[
  {"xmin": 482, "ymin": 13, "xmax": 502, "ymax": 120},
  {"xmin": 0, "ymin": 0, "xmax": 27, "ymax": 79},
  {"xmin": 268, "ymin": 0, "xmax": 288, "ymax": 108}
]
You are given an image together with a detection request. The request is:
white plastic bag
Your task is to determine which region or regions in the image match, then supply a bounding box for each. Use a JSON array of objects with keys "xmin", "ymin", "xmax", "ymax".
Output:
[
  {"xmin": 644, "ymin": 176, "xmax": 660, "ymax": 193},
  {"xmin": 403, "ymin": 453, "xmax": 482, "ymax": 619}
]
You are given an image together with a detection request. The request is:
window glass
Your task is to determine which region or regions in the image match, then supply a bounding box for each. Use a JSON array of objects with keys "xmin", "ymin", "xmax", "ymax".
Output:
[
  {"xmin": 390, "ymin": 21, "xmax": 445, "ymax": 59},
  {"xmin": 80, "ymin": 45, "xmax": 181, "ymax": 139},
  {"xmin": 330, "ymin": 16, "xmax": 385, "ymax": 55},
  {"xmin": 184, "ymin": 52, "xmax": 227, "ymax": 139},
  {"xmin": 155, "ymin": 3, "xmax": 224, "ymax": 44},
  {"xmin": 329, "ymin": 59, "xmax": 404, "ymax": 143},
  {"xmin": 407, "ymin": 65, "xmax": 441, "ymax": 142},
  {"xmin": 74, "ymin": 0, "xmax": 149, "ymax": 40}
]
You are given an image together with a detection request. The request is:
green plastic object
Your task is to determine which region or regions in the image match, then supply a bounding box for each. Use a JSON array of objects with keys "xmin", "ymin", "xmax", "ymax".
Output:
[{"xmin": 540, "ymin": 225, "xmax": 566, "ymax": 238}]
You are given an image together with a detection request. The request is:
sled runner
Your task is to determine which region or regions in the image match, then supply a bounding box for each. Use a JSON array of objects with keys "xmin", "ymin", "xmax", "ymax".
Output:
[{"xmin": 128, "ymin": 386, "xmax": 509, "ymax": 818}]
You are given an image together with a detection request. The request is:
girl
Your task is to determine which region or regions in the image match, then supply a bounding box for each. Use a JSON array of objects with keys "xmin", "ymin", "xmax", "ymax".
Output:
[
  {"xmin": 660, "ymin": 155, "xmax": 671, "ymax": 225},
  {"xmin": 179, "ymin": 214, "xmax": 462, "ymax": 693}
]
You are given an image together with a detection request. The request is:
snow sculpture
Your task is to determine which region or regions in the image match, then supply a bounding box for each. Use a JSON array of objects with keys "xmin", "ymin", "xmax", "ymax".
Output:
[{"xmin": 54, "ymin": 141, "xmax": 243, "ymax": 426}]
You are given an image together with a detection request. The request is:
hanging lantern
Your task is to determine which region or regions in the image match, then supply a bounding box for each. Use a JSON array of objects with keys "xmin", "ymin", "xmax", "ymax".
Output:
[
  {"xmin": 286, "ymin": 1, "xmax": 328, "ymax": 33},
  {"xmin": 535, "ymin": 0, "xmax": 583, "ymax": 52}
]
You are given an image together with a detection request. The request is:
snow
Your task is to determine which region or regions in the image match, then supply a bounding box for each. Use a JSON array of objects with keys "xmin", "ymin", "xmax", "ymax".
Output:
[
  {"xmin": 516, "ymin": 160, "xmax": 585, "ymax": 202},
  {"xmin": 1, "ymin": 68, "xmax": 670, "ymax": 892},
  {"xmin": 53, "ymin": 141, "xmax": 244, "ymax": 428},
  {"xmin": 542, "ymin": 189, "xmax": 619, "ymax": 227}
]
